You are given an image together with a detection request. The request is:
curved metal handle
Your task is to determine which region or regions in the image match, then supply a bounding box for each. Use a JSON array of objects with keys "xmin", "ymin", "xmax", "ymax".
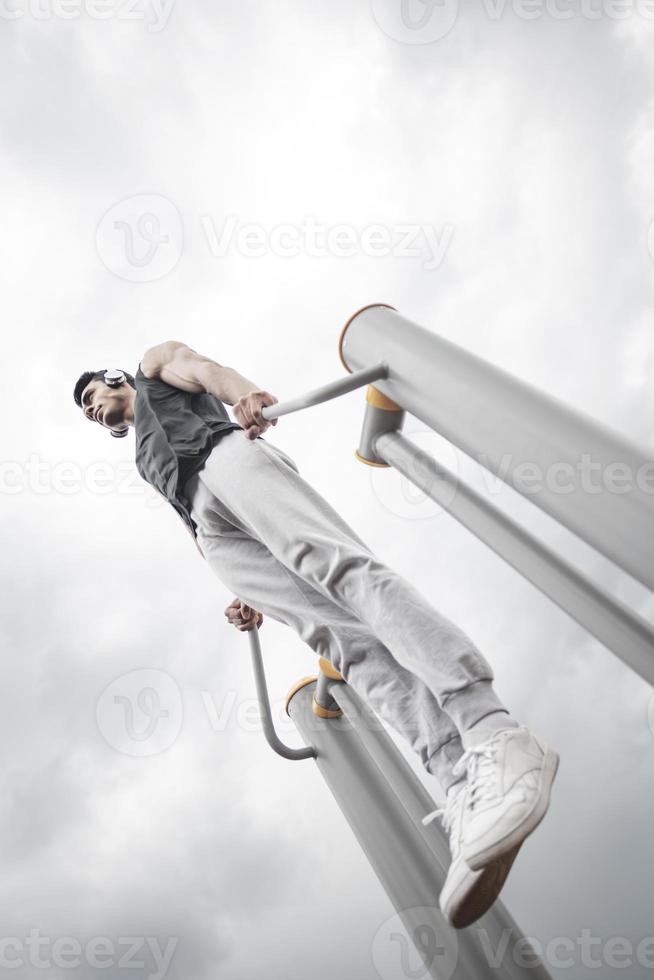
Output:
[{"xmin": 248, "ymin": 627, "xmax": 316, "ymax": 760}]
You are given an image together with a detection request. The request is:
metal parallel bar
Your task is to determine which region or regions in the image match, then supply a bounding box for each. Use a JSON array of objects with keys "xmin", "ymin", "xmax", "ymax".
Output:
[
  {"xmin": 340, "ymin": 305, "xmax": 654, "ymax": 593},
  {"xmin": 327, "ymin": 680, "xmax": 450, "ymax": 871},
  {"xmin": 261, "ymin": 361, "xmax": 388, "ymax": 420},
  {"xmin": 288, "ymin": 679, "xmax": 553, "ymax": 980},
  {"xmin": 328, "ymin": 681, "xmax": 555, "ymax": 980},
  {"xmin": 248, "ymin": 627, "xmax": 316, "ymax": 760},
  {"xmin": 288, "ymin": 681, "xmax": 462, "ymax": 980},
  {"xmin": 375, "ymin": 430, "xmax": 654, "ymax": 688}
]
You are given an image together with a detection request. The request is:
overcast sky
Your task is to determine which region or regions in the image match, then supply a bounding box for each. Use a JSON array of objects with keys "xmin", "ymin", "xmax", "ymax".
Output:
[{"xmin": 1, "ymin": 1, "xmax": 654, "ymax": 978}]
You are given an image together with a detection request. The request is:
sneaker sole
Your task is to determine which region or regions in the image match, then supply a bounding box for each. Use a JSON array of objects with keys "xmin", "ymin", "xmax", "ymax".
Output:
[
  {"xmin": 464, "ymin": 747, "xmax": 560, "ymax": 871},
  {"xmin": 441, "ymin": 842, "xmax": 523, "ymax": 929}
]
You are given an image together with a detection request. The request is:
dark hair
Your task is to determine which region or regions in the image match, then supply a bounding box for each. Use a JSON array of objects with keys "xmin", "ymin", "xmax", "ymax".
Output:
[{"xmin": 73, "ymin": 369, "xmax": 136, "ymax": 408}]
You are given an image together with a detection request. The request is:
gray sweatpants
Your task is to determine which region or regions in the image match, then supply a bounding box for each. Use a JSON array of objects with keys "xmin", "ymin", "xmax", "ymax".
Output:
[{"xmin": 184, "ymin": 428, "xmax": 513, "ymax": 793}]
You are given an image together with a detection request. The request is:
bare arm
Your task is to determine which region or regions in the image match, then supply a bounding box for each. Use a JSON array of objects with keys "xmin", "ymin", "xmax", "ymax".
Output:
[
  {"xmin": 140, "ymin": 341, "xmax": 278, "ymax": 439},
  {"xmin": 141, "ymin": 341, "xmax": 256, "ymax": 404}
]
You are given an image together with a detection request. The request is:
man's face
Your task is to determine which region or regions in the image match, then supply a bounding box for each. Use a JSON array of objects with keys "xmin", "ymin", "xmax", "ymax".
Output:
[{"xmin": 80, "ymin": 379, "xmax": 128, "ymax": 434}]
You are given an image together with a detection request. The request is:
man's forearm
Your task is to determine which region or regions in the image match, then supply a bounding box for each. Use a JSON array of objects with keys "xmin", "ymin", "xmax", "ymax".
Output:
[{"xmin": 197, "ymin": 363, "xmax": 262, "ymax": 406}]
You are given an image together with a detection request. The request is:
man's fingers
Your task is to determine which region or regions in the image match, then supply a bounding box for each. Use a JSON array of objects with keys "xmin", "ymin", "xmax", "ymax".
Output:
[
  {"xmin": 252, "ymin": 391, "xmax": 270, "ymax": 422},
  {"xmin": 257, "ymin": 392, "xmax": 277, "ymax": 427},
  {"xmin": 240, "ymin": 392, "xmax": 279, "ymax": 436},
  {"xmin": 234, "ymin": 396, "xmax": 256, "ymax": 432},
  {"xmin": 224, "ymin": 598, "xmax": 262, "ymax": 632}
]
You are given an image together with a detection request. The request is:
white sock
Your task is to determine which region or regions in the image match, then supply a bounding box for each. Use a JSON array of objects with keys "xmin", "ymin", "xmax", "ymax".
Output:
[{"xmin": 466, "ymin": 711, "xmax": 520, "ymax": 735}]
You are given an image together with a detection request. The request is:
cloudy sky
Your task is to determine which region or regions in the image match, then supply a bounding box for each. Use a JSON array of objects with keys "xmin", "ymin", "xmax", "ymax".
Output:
[{"xmin": 1, "ymin": 1, "xmax": 654, "ymax": 977}]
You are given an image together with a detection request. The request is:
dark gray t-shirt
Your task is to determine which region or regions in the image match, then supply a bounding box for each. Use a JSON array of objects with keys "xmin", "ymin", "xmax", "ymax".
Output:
[{"xmin": 133, "ymin": 366, "xmax": 242, "ymax": 545}]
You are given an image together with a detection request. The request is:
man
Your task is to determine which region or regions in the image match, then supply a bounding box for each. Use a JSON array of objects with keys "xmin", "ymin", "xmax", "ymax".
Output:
[{"xmin": 73, "ymin": 340, "xmax": 559, "ymax": 929}]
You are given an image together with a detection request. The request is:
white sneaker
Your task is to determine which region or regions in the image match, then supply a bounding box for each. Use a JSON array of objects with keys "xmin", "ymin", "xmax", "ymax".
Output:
[
  {"xmin": 422, "ymin": 780, "xmax": 522, "ymax": 929},
  {"xmin": 455, "ymin": 724, "xmax": 559, "ymax": 871}
]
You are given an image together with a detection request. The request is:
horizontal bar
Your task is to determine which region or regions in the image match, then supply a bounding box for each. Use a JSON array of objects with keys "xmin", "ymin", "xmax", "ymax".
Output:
[
  {"xmin": 248, "ymin": 628, "xmax": 316, "ymax": 760},
  {"xmin": 375, "ymin": 430, "xmax": 654, "ymax": 688},
  {"xmin": 261, "ymin": 362, "xmax": 388, "ymax": 420},
  {"xmin": 340, "ymin": 306, "xmax": 654, "ymax": 593}
]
